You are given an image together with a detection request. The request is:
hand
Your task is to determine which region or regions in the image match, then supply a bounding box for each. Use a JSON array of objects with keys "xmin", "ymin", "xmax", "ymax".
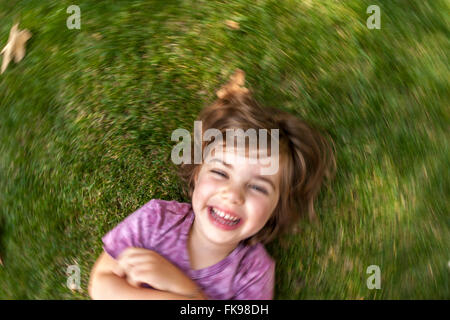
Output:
[{"xmin": 115, "ymin": 247, "xmax": 203, "ymax": 298}]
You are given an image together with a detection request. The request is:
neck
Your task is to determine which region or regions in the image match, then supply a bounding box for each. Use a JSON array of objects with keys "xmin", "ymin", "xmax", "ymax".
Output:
[{"xmin": 188, "ymin": 220, "xmax": 239, "ymax": 270}]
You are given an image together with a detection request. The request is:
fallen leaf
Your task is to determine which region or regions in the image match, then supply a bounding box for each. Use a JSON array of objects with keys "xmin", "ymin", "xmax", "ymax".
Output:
[
  {"xmin": 0, "ymin": 256, "xmax": 3, "ymax": 266},
  {"xmin": 225, "ymin": 20, "xmax": 240, "ymax": 30},
  {"xmin": 91, "ymin": 33, "xmax": 103, "ymax": 40},
  {"xmin": 1, "ymin": 23, "xmax": 32, "ymax": 74},
  {"xmin": 216, "ymin": 69, "xmax": 249, "ymax": 99}
]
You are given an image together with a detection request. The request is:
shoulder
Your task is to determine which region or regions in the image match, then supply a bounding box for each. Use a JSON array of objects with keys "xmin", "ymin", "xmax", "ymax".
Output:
[
  {"xmin": 140, "ymin": 199, "xmax": 193, "ymax": 238},
  {"xmin": 110, "ymin": 199, "xmax": 191, "ymax": 227},
  {"xmin": 144, "ymin": 199, "xmax": 192, "ymax": 216},
  {"xmin": 102, "ymin": 199, "xmax": 192, "ymax": 258},
  {"xmin": 142, "ymin": 199, "xmax": 192, "ymax": 225},
  {"xmin": 130, "ymin": 199, "xmax": 192, "ymax": 224},
  {"xmin": 235, "ymin": 242, "xmax": 275, "ymax": 280},
  {"xmin": 241, "ymin": 242, "xmax": 275, "ymax": 269},
  {"xmin": 231, "ymin": 243, "xmax": 275, "ymax": 299}
]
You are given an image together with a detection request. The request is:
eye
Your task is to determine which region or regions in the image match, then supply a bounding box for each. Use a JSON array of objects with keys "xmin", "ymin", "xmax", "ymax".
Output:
[
  {"xmin": 249, "ymin": 184, "xmax": 268, "ymax": 195},
  {"xmin": 210, "ymin": 170, "xmax": 228, "ymax": 178}
]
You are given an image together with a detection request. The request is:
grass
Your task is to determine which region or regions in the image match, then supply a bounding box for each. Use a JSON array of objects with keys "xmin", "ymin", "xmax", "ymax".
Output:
[{"xmin": 0, "ymin": 0, "xmax": 448, "ymax": 299}]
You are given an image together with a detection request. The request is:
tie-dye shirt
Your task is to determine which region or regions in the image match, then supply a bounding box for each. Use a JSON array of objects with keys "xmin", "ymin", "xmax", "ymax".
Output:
[{"xmin": 102, "ymin": 199, "xmax": 275, "ymax": 300}]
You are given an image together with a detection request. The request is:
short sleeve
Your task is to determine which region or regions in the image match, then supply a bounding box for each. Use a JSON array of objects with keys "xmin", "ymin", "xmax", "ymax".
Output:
[
  {"xmin": 233, "ymin": 259, "xmax": 275, "ymax": 300},
  {"xmin": 102, "ymin": 200, "xmax": 159, "ymax": 259}
]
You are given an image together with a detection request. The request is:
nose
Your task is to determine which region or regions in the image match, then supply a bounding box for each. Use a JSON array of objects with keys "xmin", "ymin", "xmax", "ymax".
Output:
[{"xmin": 220, "ymin": 182, "xmax": 245, "ymax": 205}]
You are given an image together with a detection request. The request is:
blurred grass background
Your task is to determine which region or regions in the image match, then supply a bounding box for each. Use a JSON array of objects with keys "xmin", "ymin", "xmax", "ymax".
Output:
[{"xmin": 0, "ymin": 0, "xmax": 448, "ymax": 299}]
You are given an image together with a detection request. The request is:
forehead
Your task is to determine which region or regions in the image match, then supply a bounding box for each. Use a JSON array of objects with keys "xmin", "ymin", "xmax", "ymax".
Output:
[{"xmin": 204, "ymin": 143, "xmax": 280, "ymax": 177}]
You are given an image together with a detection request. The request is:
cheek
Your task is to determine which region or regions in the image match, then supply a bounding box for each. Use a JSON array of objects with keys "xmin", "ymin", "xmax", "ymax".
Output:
[
  {"xmin": 246, "ymin": 196, "xmax": 275, "ymax": 226},
  {"xmin": 197, "ymin": 175, "xmax": 218, "ymax": 193},
  {"xmin": 192, "ymin": 175, "xmax": 219, "ymax": 205}
]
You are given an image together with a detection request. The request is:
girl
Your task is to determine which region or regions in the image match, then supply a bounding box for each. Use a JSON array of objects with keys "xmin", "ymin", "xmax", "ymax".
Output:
[{"xmin": 88, "ymin": 69, "xmax": 336, "ymax": 300}]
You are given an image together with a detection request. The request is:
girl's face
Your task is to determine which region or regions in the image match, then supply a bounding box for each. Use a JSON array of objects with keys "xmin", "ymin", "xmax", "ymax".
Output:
[{"xmin": 191, "ymin": 144, "xmax": 280, "ymax": 247}]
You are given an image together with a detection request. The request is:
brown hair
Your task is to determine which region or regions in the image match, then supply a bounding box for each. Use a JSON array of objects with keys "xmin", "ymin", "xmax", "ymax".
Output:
[{"xmin": 178, "ymin": 69, "xmax": 336, "ymax": 245}]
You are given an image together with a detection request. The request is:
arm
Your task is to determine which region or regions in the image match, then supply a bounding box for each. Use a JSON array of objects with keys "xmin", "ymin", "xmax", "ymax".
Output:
[{"xmin": 88, "ymin": 251, "xmax": 207, "ymax": 300}]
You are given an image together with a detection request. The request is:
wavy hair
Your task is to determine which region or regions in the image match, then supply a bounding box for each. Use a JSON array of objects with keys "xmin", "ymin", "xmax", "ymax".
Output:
[{"xmin": 178, "ymin": 69, "xmax": 336, "ymax": 245}]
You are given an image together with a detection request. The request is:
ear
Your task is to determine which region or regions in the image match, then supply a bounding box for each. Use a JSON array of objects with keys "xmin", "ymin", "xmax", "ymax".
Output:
[{"xmin": 216, "ymin": 69, "xmax": 250, "ymax": 99}]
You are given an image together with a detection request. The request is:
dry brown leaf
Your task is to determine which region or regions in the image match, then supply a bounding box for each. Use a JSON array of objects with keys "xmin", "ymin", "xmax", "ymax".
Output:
[
  {"xmin": 1, "ymin": 23, "xmax": 32, "ymax": 74},
  {"xmin": 91, "ymin": 33, "xmax": 103, "ymax": 40},
  {"xmin": 216, "ymin": 69, "xmax": 249, "ymax": 99},
  {"xmin": 225, "ymin": 20, "xmax": 240, "ymax": 30}
]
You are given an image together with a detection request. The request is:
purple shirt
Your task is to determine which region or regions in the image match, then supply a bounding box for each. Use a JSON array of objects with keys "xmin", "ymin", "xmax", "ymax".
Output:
[{"xmin": 102, "ymin": 199, "xmax": 275, "ymax": 300}]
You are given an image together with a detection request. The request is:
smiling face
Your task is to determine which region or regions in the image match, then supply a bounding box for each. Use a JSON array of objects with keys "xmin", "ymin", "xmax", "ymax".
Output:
[{"xmin": 191, "ymin": 144, "xmax": 281, "ymax": 247}]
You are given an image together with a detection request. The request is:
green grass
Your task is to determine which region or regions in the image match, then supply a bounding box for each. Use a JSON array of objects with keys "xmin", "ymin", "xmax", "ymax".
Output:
[{"xmin": 0, "ymin": 0, "xmax": 448, "ymax": 299}]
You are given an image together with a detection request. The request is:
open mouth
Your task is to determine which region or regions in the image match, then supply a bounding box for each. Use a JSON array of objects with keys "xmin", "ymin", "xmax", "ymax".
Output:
[{"xmin": 208, "ymin": 206, "xmax": 242, "ymax": 230}]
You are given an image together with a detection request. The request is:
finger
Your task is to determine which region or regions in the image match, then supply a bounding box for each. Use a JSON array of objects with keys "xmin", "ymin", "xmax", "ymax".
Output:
[
  {"xmin": 117, "ymin": 248, "xmax": 148, "ymax": 267},
  {"xmin": 118, "ymin": 247, "xmax": 155, "ymax": 261},
  {"xmin": 126, "ymin": 274, "xmax": 142, "ymax": 288},
  {"xmin": 117, "ymin": 247, "xmax": 140, "ymax": 260},
  {"xmin": 119, "ymin": 248, "xmax": 160, "ymax": 268},
  {"xmin": 118, "ymin": 254, "xmax": 156, "ymax": 271},
  {"xmin": 120, "ymin": 254, "xmax": 155, "ymax": 267},
  {"xmin": 127, "ymin": 265, "xmax": 153, "ymax": 288},
  {"xmin": 117, "ymin": 256, "xmax": 136, "ymax": 274},
  {"xmin": 112, "ymin": 263, "xmax": 126, "ymax": 277}
]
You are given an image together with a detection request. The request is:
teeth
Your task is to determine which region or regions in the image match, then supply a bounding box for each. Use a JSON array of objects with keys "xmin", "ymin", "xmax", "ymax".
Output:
[{"xmin": 212, "ymin": 207, "xmax": 239, "ymax": 222}]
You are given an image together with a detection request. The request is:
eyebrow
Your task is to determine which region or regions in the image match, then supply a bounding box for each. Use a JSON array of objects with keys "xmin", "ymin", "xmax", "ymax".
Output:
[
  {"xmin": 208, "ymin": 158, "xmax": 276, "ymax": 190},
  {"xmin": 209, "ymin": 158, "xmax": 232, "ymax": 168}
]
